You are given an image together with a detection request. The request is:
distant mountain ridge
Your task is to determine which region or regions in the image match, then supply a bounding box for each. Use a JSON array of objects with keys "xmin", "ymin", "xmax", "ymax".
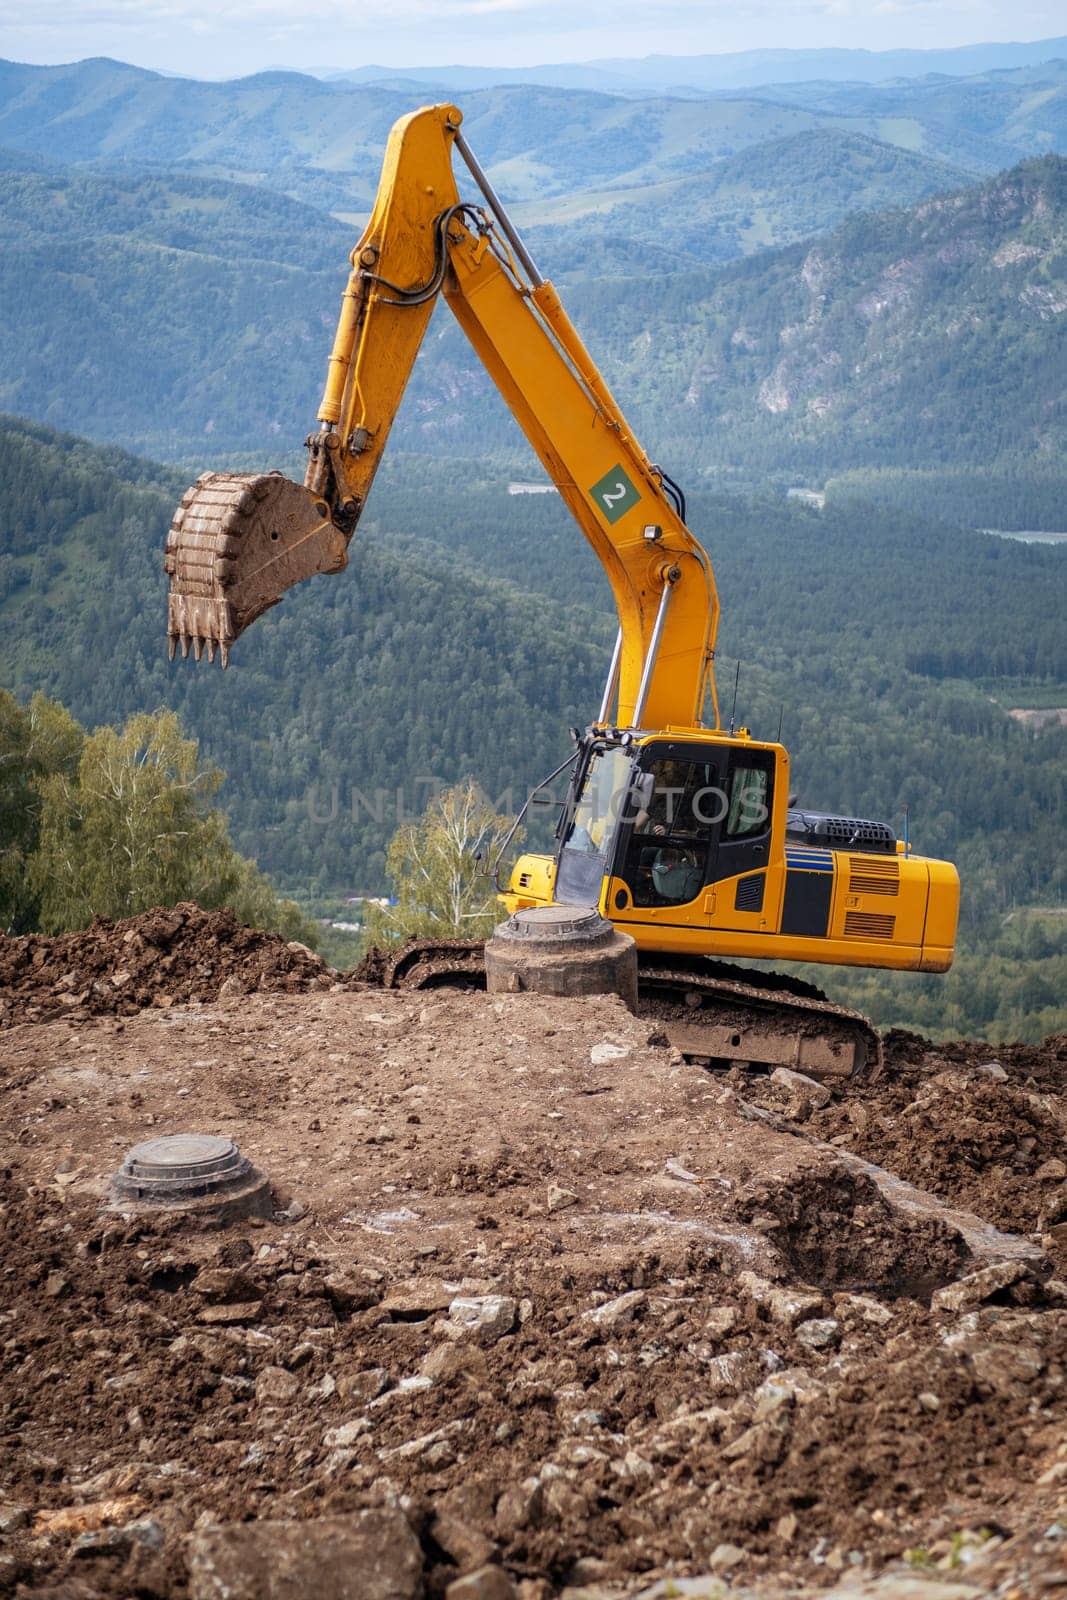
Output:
[
  {"xmin": 0, "ymin": 54, "xmax": 1064, "ymax": 222},
  {"xmin": 322, "ymin": 37, "xmax": 1067, "ymax": 95}
]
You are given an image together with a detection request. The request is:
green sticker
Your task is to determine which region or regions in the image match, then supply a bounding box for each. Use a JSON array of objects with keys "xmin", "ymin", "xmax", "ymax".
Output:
[{"xmin": 589, "ymin": 464, "xmax": 641, "ymax": 524}]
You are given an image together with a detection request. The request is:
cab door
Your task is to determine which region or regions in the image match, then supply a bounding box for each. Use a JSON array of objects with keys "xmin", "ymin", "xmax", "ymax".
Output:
[
  {"xmin": 705, "ymin": 747, "xmax": 779, "ymax": 934},
  {"xmin": 606, "ymin": 742, "xmax": 727, "ymax": 944}
]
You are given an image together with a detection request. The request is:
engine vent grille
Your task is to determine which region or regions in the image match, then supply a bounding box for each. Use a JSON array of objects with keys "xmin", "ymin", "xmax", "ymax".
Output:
[
  {"xmin": 734, "ymin": 873, "xmax": 766, "ymax": 913},
  {"xmin": 848, "ymin": 856, "xmax": 900, "ymax": 897},
  {"xmin": 844, "ymin": 911, "xmax": 896, "ymax": 940},
  {"xmin": 517, "ymin": 872, "xmax": 532, "ymax": 889}
]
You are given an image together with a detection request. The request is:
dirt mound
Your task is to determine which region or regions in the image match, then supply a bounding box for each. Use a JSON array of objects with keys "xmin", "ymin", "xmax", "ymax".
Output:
[
  {"xmin": 0, "ymin": 903, "xmax": 334, "ymax": 1028},
  {"xmin": 801, "ymin": 1035, "xmax": 1067, "ymax": 1238}
]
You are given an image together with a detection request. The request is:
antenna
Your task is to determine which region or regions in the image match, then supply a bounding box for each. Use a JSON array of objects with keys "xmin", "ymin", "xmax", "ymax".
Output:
[
  {"xmin": 728, "ymin": 660, "xmax": 741, "ymax": 735},
  {"xmin": 903, "ymin": 803, "xmax": 910, "ymax": 857},
  {"xmin": 776, "ymin": 704, "xmax": 784, "ymax": 743}
]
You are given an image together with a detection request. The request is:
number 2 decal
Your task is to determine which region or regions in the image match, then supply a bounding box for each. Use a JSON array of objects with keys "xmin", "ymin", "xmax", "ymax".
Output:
[{"xmin": 588, "ymin": 464, "xmax": 640, "ymax": 525}]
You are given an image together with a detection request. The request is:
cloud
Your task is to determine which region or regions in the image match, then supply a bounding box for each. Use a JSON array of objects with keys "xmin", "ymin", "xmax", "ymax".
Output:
[{"xmin": 2, "ymin": 0, "xmax": 1061, "ymax": 73}]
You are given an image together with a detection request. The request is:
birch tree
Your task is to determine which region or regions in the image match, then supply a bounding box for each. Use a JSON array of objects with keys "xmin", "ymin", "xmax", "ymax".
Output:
[{"xmin": 368, "ymin": 780, "xmax": 517, "ymax": 943}]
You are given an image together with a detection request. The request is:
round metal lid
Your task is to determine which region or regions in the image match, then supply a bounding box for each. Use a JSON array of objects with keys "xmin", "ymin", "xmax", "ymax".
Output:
[
  {"xmin": 503, "ymin": 905, "xmax": 613, "ymax": 943},
  {"xmin": 119, "ymin": 1133, "xmax": 247, "ymax": 1189}
]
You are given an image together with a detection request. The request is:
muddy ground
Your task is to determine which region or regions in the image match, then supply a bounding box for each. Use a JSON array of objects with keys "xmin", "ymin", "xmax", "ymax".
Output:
[{"xmin": 0, "ymin": 909, "xmax": 1064, "ymax": 1598}]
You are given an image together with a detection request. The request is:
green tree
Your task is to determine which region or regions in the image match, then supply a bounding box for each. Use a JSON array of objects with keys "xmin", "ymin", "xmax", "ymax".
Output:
[
  {"xmin": 27, "ymin": 704, "xmax": 315, "ymax": 944},
  {"xmin": 367, "ymin": 780, "xmax": 517, "ymax": 944}
]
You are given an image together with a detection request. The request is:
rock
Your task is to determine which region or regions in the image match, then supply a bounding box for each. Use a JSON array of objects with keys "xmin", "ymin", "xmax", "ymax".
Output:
[
  {"xmin": 843, "ymin": 1293, "xmax": 893, "ymax": 1326},
  {"xmin": 432, "ymin": 1509, "xmax": 496, "ymax": 1572},
  {"xmin": 193, "ymin": 1268, "xmax": 263, "ymax": 1304},
  {"xmin": 197, "ymin": 1301, "xmax": 263, "ymax": 1326},
  {"xmin": 703, "ymin": 1306, "xmax": 738, "ymax": 1339},
  {"xmin": 381, "ymin": 1278, "xmax": 455, "ymax": 1318},
  {"xmin": 445, "ymin": 1567, "xmax": 518, "ymax": 1600},
  {"xmin": 589, "ymin": 1041, "xmax": 629, "ymax": 1065},
  {"xmin": 917, "ymin": 1392, "xmax": 940, "ymax": 1412},
  {"xmin": 722, "ymin": 1412, "xmax": 790, "ymax": 1465},
  {"xmin": 325, "ymin": 1272, "xmax": 382, "ymax": 1315},
  {"xmin": 738, "ymin": 1270, "xmax": 823, "ymax": 1327},
  {"xmin": 977, "ymin": 1060, "xmax": 1008, "ymax": 1081},
  {"xmin": 547, "ymin": 1184, "xmax": 578, "ymax": 1212},
  {"xmin": 703, "ymin": 1351, "xmax": 753, "ymax": 1396},
  {"xmin": 337, "ymin": 1366, "xmax": 391, "ymax": 1402},
  {"xmin": 256, "ymin": 1366, "xmax": 301, "ymax": 1404},
  {"xmin": 446, "ymin": 1295, "xmax": 518, "ymax": 1344},
  {"xmin": 73, "ymin": 1517, "xmax": 165, "ymax": 1557},
  {"xmin": 708, "ymin": 1543, "xmax": 747, "ymax": 1571},
  {"xmin": 796, "ymin": 1317, "xmax": 841, "ymax": 1351},
  {"xmin": 753, "ymin": 1382, "xmax": 795, "ymax": 1421},
  {"xmin": 322, "ymin": 1418, "xmax": 371, "ymax": 1448},
  {"xmin": 34, "ymin": 1495, "xmax": 146, "ymax": 1537},
  {"xmin": 186, "ymin": 1508, "xmax": 421, "ymax": 1600},
  {"xmin": 422, "ymin": 1343, "xmax": 489, "ymax": 1383},
  {"xmin": 495, "ymin": 1479, "xmax": 544, "ymax": 1536},
  {"xmin": 0, "ymin": 1504, "xmax": 28, "ymax": 1534},
  {"xmin": 582, "ymin": 1290, "xmax": 646, "ymax": 1331},
  {"xmin": 1036, "ymin": 1158, "xmax": 1067, "ymax": 1182},
  {"xmin": 770, "ymin": 1066, "xmax": 832, "ymax": 1109},
  {"xmin": 968, "ymin": 1340, "xmax": 1045, "ymax": 1394},
  {"xmin": 843, "ymin": 1576, "xmax": 986, "ymax": 1598},
  {"xmin": 932, "ymin": 1261, "xmax": 1030, "ymax": 1313}
]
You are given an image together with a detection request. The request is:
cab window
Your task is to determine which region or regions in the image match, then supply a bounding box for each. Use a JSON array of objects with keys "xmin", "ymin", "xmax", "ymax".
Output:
[
  {"xmin": 623, "ymin": 756, "xmax": 718, "ymax": 908},
  {"xmin": 725, "ymin": 760, "xmax": 771, "ymax": 839}
]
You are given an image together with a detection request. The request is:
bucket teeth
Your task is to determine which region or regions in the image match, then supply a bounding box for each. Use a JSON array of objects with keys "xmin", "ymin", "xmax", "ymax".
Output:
[{"xmin": 163, "ymin": 469, "xmax": 351, "ymax": 668}]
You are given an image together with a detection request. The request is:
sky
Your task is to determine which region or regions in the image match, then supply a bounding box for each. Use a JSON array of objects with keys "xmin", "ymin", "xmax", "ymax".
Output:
[{"xmin": 0, "ymin": 0, "xmax": 1064, "ymax": 79}]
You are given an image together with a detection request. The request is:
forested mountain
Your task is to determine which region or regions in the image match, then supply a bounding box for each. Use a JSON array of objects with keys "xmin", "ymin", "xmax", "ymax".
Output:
[
  {"xmin": 2, "ymin": 416, "xmax": 1063, "ymax": 928},
  {"xmin": 0, "ymin": 148, "xmax": 348, "ymax": 269},
  {"xmin": 410, "ymin": 156, "xmax": 1067, "ymax": 486},
  {"xmin": 0, "ymin": 158, "xmax": 351, "ymax": 456},
  {"xmin": 1, "ymin": 416, "xmax": 1064, "ymax": 1034},
  {"xmin": 517, "ymin": 130, "xmax": 965, "ymax": 276},
  {"xmin": 0, "ymin": 417, "xmax": 607, "ymax": 890},
  {"xmin": 0, "ymin": 55, "xmax": 1064, "ymax": 218},
  {"xmin": 1, "ymin": 144, "xmax": 1064, "ymax": 506}
]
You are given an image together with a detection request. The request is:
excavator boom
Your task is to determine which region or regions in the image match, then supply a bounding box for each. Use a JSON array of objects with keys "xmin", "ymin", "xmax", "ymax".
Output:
[{"xmin": 165, "ymin": 103, "xmax": 719, "ymax": 733}]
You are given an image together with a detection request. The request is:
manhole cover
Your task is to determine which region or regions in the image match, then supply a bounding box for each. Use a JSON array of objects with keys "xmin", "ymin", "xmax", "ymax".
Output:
[{"xmin": 111, "ymin": 1132, "xmax": 272, "ymax": 1223}]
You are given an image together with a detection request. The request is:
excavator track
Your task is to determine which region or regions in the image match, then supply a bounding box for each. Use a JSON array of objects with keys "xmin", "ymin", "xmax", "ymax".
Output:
[{"xmin": 359, "ymin": 939, "xmax": 881, "ymax": 1084}]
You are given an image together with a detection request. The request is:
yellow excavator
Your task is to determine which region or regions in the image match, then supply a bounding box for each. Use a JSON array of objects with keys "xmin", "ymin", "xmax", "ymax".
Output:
[{"xmin": 165, "ymin": 102, "xmax": 959, "ymax": 1078}]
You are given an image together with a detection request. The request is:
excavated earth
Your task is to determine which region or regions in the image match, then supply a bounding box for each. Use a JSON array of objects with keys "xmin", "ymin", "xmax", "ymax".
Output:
[{"xmin": 0, "ymin": 908, "xmax": 1065, "ymax": 1600}]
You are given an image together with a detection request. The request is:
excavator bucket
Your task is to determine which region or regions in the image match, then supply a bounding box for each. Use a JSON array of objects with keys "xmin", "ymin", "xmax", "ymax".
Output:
[{"xmin": 164, "ymin": 471, "xmax": 349, "ymax": 666}]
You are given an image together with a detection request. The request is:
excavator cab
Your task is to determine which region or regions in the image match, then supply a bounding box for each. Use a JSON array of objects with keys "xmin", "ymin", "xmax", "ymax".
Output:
[
  {"xmin": 511, "ymin": 727, "xmax": 958, "ymax": 977},
  {"xmin": 552, "ymin": 732, "xmax": 781, "ymax": 925}
]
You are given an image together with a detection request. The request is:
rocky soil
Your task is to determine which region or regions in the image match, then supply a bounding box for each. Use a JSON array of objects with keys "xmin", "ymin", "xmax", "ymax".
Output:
[{"xmin": 0, "ymin": 911, "xmax": 1064, "ymax": 1599}]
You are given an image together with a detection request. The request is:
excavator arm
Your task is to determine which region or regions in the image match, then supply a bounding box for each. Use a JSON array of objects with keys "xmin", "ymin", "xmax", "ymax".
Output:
[{"xmin": 165, "ymin": 103, "xmax": 720, "ymax": 732}]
